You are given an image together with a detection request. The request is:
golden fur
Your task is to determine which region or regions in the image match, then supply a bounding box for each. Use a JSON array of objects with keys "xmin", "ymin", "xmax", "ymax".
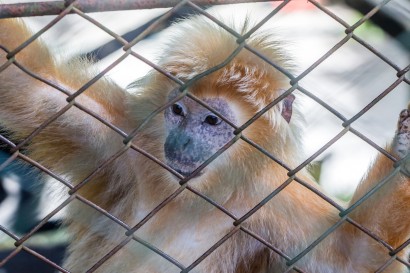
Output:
[{"xmin": 0, "ymin": 16, "xmax": 409, "ymax": 273}]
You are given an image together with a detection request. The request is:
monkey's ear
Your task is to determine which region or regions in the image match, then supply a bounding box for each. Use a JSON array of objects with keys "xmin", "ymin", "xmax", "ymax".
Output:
[{"xmin": 281, "ymin": 93, "xmax": 295, "ymax": 123}]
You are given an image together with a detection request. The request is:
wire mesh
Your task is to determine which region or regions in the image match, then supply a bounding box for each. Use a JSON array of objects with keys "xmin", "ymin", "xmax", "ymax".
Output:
[{"xmin": 0, "ymin": 0, "xmax": 409, "ymax": 272}]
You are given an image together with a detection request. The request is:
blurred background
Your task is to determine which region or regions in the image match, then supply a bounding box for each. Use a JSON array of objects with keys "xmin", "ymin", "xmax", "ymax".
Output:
[{"xmin": 0, "ymin": 0, "xmax": 409, "ymax": 272}]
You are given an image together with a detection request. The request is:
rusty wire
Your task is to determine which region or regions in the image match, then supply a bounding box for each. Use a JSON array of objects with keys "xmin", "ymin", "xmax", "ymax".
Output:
[{"xmin": 0, "ymin": 0, "xmax": 409, "ymax": 273}]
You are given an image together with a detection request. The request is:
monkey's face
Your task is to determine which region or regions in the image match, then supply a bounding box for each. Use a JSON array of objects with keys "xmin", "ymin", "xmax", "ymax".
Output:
[{"xmin": 163, "ymin": 93, "xmax": 237, "ymax": 177}]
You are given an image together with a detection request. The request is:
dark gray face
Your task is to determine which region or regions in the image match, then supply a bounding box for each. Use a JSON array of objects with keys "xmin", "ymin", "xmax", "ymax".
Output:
[{"xmin": 164, "ymin": 94, "xmax": 237, "ymax": 177}]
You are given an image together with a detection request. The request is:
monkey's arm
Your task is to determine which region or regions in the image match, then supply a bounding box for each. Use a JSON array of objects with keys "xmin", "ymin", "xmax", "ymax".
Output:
[
  {"xmin": 0, "ymin": 19, "xmax": 128, "ymax": 176},
  {"xmin": 344, "ymin": 105, "xmax": 410, "ymax": 269}
]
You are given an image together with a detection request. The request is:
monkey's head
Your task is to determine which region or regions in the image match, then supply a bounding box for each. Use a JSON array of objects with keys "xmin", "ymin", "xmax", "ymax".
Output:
[
  {"xmin": 130, "ymin": 14, "xmax": 301, "ymax": 186},
  {"xmin": 161, "ymin": 82, "xmax": 295, "ymax": 181}
]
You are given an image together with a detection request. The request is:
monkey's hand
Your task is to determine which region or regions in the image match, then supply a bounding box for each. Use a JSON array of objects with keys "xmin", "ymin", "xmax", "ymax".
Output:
[
  {"xmin": 346, "ymin": 103, "xmax": 410, "ymax": 257},
  {"xmin": 394, "ymin": 104, "xmax": 410, "ymax": 174}
]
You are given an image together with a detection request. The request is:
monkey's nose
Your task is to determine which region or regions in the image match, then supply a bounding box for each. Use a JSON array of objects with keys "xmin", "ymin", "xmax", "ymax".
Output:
[{"xmin": 164, "ymin": 130, "xmax": 192, "ymax": 156}]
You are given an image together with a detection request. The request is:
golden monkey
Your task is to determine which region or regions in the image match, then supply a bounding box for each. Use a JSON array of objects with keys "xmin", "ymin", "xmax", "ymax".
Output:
[{"xmin": 0, "ymin": 15, "xmax": 409, "ymax": 273}]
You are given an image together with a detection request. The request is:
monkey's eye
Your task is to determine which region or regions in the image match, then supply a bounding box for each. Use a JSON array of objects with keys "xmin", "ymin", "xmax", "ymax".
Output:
[
  {"xmin": 172, "ymin": 104, "xmax": 184, "ymax": 116},
  {"xmin": 204, "ymin": 114, "xmax": 221, "ymax": 125}
]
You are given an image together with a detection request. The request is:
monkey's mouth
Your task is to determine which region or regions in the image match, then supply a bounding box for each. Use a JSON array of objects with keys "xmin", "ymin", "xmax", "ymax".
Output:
[
  {"xmin": 165, "ymin": 157, "xmax": 205, "ymax": 179},
  {"xmin": 166, "ymin": 161, "xmax": 204, "ymax": 178},
  {"xmin": 179, "ymin": 170, "xmax": 204, "ymax": 178}
]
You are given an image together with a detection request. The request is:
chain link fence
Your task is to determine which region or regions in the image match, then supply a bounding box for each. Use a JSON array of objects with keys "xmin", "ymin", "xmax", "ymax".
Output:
[{"xmin": 0, "ymin": 0, "xmax": 409, "ymax": 272}]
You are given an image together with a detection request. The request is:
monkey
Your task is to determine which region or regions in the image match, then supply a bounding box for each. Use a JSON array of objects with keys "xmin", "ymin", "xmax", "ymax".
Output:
[{"xmin": 0, "ymin": 14, "xmax": 409, "ymax": 273}]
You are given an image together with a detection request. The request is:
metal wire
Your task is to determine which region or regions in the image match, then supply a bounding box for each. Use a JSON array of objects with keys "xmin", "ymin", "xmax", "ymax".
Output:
[
  {"xmin": 0, "ymin": 0, "xmax": 277, "ymax": 18},
  {"xmin": 0, "ymin": 0, "xmax": 408, "ymax": 273}
]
